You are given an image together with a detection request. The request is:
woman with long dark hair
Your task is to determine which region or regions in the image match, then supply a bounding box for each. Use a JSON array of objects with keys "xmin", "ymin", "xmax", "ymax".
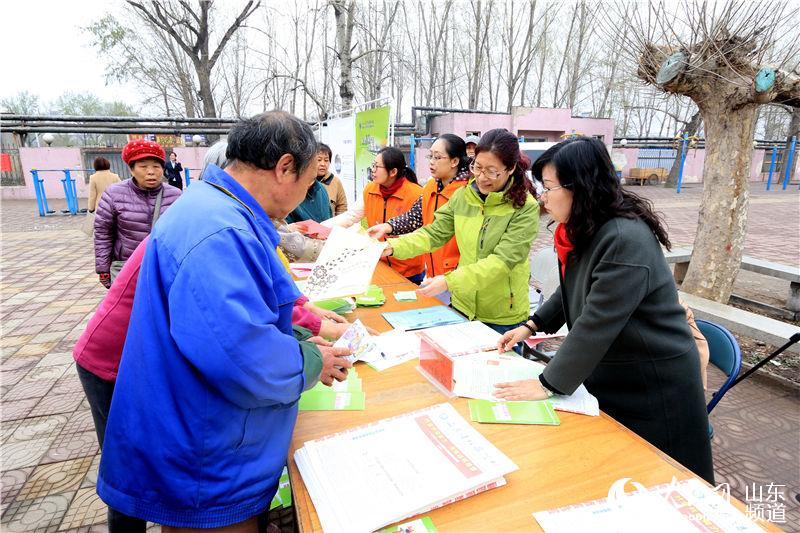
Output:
[
  {"xmin": 363, "ymin": 147, "xmax": 426, "ymax": 283},
  {"xmin": 495, "ymin": 136, "xmax": 714, "ymax": 484},
  {"xmin": 369, "ymin": 133, "xmax": 471, "ymax": 278},
  {"xmin": 382, "ymin": 129, "xmax": 539, "ymax": 334}
]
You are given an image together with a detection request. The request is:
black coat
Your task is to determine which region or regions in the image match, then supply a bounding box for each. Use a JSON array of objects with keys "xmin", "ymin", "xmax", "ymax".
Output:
[
  {"xmin": 164, "ymin": 160, "xmax": 183, "ymax": 189},
  {"xmin": 533, "ymin": 217, "xmax": 714, "ymax": 484}
]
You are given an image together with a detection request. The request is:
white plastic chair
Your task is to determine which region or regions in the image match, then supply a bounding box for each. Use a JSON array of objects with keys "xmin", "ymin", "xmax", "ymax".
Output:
[{"xmin": 529, "ymin": 247, "xmax": 559, "ymax": 313}]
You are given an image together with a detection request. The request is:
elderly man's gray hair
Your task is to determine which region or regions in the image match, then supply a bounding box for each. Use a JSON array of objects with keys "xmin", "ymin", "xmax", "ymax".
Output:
[
  {"xmin": 198, "ymin": 141, "xmax": 229, "ymax": 180},
  {"xmin": 226, "ymin": 111, "xmax": 317, "ymax": 175}
]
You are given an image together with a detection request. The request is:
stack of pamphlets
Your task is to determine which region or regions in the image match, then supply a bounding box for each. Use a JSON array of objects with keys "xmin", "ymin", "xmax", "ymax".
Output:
[
  {"xmin": 294, "ymin": 403, "xmax": 518, "ymax": 533},
  {"xmin": 416, "ymin": 322, "xmax": 600, "ymax": 416},
  {"xmin": 268, "ymin": 467, "xmax": 292, "ymax": 510},
  {"xmin": 313, "ymin": 298, "xmax": 356, "ymax": 315},
  {"xmin": 468, "ymin": 399, "xmax": 560, "ymax": 425},
  {"xmin": 533, "ymin": 478, "xmax": 764, "ymax": 532},
  {"xmin": 382, "ymin": 306, "xmax": 466, "ymax": 330},
  {"xmin": 355, "ymin": 284, "xmax": 386, "ymax": 307},
  {"xmin": 299, "ymin": 368, "xmax": 364, "ymax": 411}
]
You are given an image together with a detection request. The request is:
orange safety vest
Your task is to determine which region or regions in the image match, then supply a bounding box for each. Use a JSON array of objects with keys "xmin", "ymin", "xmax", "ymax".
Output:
[
  {"xmin": 364, "ymin": 179, "xmax": 426, "ymax": 278},
  {"xmin": 420, "ymin": 178, "xmax": 467, "ymax": 277}
]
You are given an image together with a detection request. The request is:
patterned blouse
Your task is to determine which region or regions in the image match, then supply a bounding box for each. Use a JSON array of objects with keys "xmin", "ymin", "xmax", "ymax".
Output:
[{"xmin": 387, "ymin": 168, "xmax": 471, "ymax": 235}]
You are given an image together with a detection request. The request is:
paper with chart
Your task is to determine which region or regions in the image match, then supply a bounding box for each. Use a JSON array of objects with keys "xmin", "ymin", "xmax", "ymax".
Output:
[
  {"xmin": 452, "ymin": 351, "xmax": 543, "ymax": 400},
  {"xmin": 419, "ymin": 321, "xmax": 502, "ymax": 356},
  {"xmin": 533, "ymin": 478, "xmax": 763, "ymax": 533},
  {"xmin": 302, "ymin": 226, "xmax": 386, "ymax": 300},
  {"xmin": 294, "ymin": 402, "xmax": 518, "ymax": 533}
]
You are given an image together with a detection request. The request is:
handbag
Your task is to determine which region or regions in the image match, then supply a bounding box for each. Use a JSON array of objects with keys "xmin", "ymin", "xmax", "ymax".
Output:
[
  {"xmin": 81, "ymin": 212, "xmax": 95, "ymax": 238},
  {"xmin": 110, "ymin": 188, "xmax": 164, "ymax": 282}
]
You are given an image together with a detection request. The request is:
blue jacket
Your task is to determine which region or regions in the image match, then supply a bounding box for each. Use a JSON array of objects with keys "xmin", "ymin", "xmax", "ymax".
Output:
[
  {"xmin": 285, "ymin": 179, "xmax": 332, "ymax": 223},
  {"xmin": 97, "ymin": 165, "xmax": 314, "ymax": 527}
]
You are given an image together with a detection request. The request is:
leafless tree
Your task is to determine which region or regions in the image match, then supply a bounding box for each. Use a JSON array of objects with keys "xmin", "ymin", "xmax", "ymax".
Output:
[
  {"xmin": 126, "ymin": 0, "xmax": 260, "ymax": 118},
  {"xmin": 618, "ymin": 0, "xmax": 800, "ymax": 302}
]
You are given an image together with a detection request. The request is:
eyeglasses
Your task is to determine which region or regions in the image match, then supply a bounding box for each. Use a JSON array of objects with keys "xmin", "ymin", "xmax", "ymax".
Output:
[
  {"xmin": 541, "ymin": 185, "xmax": 568, "ymax": 195},
  {"xmin": 469, "ymin": 162, "xmax": 507, "ymax": 180},
  {"xmin": 426, "ymin": 154, "xmax": 446, "ymax": 162},
  {"xmin": 370, "ymin": 163, "xmax": 385, "ymax": 171}
]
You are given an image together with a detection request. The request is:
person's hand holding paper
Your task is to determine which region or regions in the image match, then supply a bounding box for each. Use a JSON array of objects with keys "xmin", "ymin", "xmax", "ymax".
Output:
[{"xmin": 319, "ymin": 345, "xmax": 353, "ymax": 386}]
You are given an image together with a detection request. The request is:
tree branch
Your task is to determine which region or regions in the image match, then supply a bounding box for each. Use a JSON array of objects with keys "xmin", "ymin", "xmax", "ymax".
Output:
[{"xmin": 210, "ymin": 0, "xmax": 260, "ymax": 68}]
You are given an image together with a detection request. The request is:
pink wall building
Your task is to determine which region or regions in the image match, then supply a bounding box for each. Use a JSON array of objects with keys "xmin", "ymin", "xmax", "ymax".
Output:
[
  {"xmin": 415, "ymin": 107, "xmax": 615, "ymax": 179},
  {"xmin": 3, "ymin": 146, "xmax": 210, "ymax": 202},
  {"xmin": 427, "ymin": 107, "xmax": 615, "ymax": 144}
]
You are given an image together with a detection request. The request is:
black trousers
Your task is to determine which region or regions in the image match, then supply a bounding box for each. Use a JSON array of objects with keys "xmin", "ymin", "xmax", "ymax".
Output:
[{"xmin": 76, "ymin": 364, "xmax": 147, "ymax": 533}]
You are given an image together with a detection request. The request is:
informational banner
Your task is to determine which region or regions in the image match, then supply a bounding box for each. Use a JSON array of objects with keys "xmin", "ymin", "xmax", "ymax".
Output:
[
  {"xmin": 354, "ymin": 105, "xmax": 391, "ymax": 195},
  {"xmin": 320, "ymin": 115, "xmax": 357, "ymax": 205}
]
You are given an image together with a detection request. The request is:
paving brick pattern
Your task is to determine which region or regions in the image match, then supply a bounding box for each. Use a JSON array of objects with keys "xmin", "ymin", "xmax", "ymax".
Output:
[{"xmin": 2, "ymin": 188, "xmax": 798, "ymax": 530}]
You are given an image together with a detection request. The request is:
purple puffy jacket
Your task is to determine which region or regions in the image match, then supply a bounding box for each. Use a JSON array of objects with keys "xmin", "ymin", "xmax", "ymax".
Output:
[{"xmin": 93, "ymin": 179, "xmax": 181, "ymax": 273}]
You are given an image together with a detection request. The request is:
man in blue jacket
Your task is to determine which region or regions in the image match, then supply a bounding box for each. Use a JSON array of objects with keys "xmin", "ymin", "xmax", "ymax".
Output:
[{"xmin": 97, "ymin": 111, "xmax": 353, "ymax": 532}]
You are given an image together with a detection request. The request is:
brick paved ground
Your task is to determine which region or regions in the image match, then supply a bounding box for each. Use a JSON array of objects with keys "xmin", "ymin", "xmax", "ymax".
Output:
[{"xmin": 1, "ymin": 184, "xmax": 798, "ymax": 531}]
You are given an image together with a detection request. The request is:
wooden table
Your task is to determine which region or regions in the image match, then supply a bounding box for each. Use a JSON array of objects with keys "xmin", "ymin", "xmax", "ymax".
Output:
[{"xmin": 289, "ymin": 263, "xmax": 776, "ymax": 532}]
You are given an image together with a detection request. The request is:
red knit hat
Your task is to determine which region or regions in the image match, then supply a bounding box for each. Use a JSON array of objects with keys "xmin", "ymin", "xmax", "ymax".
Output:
[{"xmin": 122, "ymin": 139, "xmax": 166, "ymax": 165}]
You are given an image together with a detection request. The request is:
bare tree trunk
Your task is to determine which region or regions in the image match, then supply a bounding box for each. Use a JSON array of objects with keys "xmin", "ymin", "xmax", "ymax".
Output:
[
  {"xmin": 331, "ymin": 0, "xmax": 356, "ymax": 110},
  {"xmin": 681, "ymin": 104, "xmax": 757, "ymax": 302},
  {"xmin": 664, "ymin": 111, "xmax": 701, "ymax": 188},
  {"xmin": 552, "ymin": 7, "xmax": 576, "ymax": 108},
  {"xmin": 785, "ymin": 107, "xmax": 800, "ymax": 182}
]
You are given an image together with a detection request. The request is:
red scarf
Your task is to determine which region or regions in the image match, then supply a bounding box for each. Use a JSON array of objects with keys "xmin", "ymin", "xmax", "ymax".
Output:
[
  {"xmin": 554, "ymin": 224, "xmax": 574, "ymax": 276},
  {"xmin": 379, "ymin": 177, "xmax": 406, "ymax": 199}
]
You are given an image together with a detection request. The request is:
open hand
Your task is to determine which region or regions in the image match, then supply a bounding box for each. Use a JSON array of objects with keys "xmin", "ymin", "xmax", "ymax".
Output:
[
  {"xmin": 494, "ymin": 379, "xmax": 549, "ymax": 401},
  {"xmin": 367, "ymin": 223, "xmax": 392, "ymax": 240},
  {"xmin": 305, "ymin": 302, "xmax": 348, "ymax": 323}
]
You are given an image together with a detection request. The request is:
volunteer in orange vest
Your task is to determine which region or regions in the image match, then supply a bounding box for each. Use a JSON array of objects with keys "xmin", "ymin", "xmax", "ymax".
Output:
[
  {"xmin": 368, "ymin": 134, "xmax": 470, "ymax": 278},
  {"xmin": 364, "ymin": 147, "xmax": 426, "ymax": 284}
]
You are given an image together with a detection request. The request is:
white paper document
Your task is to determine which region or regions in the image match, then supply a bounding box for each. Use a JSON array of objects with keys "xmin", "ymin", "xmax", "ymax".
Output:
[
  {"xmin": 450, "ymin": 354, "xmax": 600, "ymax": 416},
  {"xmin": 418, "ymin": 321, "xmax": 502, "ymax": 356},
  {"xmin": 303, "ymin": 226, "xmax": 386, "ymax": 300},
  {"xmin": 452, "ymin": 351, "xmax": 543, "ymax": 400},
  {"xmin": 366, "ymin": 330, "xmax": 422, "ymax": 371},
  {"xmin": 550, "ymin": 383, "xmax": 600, "ymax": 416},
  {"xmin": 533, "ymin": 478, "xmax": 763, "ymax": 533},
  {"xmin": 294, "ymin": 403, "xmax": 518, "ymax": 533}
]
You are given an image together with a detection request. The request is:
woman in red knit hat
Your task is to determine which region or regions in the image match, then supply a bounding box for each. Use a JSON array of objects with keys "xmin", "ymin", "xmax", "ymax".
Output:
[{"xmin": 93, "ymin": 139, "xmax": 181, "ymax": 288}]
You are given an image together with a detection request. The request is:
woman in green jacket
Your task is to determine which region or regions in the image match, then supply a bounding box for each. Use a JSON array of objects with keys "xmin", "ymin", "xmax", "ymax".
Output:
[{"xmin": 380, "ymin": 129, "xmax": 539, "ymax": 334}]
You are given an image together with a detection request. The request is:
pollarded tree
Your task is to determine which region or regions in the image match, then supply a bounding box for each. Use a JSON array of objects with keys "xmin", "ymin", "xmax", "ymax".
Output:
[{"xmin": 620, "ymin": 0, "xmax": 800, "ymax": 302}]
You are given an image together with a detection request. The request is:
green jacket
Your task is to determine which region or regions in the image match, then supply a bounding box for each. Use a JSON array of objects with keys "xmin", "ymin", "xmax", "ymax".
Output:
[{"xmin": 391, "ymin": 180, "xmax": 539, "ymax": 325}]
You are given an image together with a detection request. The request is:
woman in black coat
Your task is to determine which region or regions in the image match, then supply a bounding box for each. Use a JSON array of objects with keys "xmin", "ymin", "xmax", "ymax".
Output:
[{"xmin": 495, "ymin": 137, "xmax": 714, "ymax": 484}]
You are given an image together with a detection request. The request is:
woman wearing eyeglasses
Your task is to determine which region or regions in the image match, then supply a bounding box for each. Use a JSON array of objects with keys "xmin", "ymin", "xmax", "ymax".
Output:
[
  {"xmin": 368, "ymin": 134, "xmax": 471, "ymax": 278},
  {"xmin": 381, "ymin": 129, "xmax": 539, "ymax": 335},
  {"xmin": 494, "ymin": 137, "xmax": 714, "ymax": 484},
  {"xmin": 364, "ymin": 147, "xmax": 427, "ymax": 284}
]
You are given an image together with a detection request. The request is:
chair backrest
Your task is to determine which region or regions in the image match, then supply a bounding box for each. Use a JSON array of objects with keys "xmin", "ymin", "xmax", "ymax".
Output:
[
  {"xmin": 695, "ymin": 319, "xmax": 742, "ymax": 413},
  {"xmin": 531, "ymin": 247, "xmax": 559, "ymax": 300}
]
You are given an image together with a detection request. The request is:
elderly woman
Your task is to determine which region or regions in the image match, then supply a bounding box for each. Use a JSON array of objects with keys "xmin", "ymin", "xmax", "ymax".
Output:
[{"xmin": 93, "ymin": 140, "xmax": 181, "ymax": 287}]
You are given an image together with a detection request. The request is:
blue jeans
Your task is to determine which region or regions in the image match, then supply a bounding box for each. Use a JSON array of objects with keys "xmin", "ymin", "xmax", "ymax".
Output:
[
  {"xmin": 406, "ymin": 272, "xmax": 426, "ymax": 285},
  {"xmin": 77, "ymin": 364, "xmax": 147, "ymax": 533}
]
